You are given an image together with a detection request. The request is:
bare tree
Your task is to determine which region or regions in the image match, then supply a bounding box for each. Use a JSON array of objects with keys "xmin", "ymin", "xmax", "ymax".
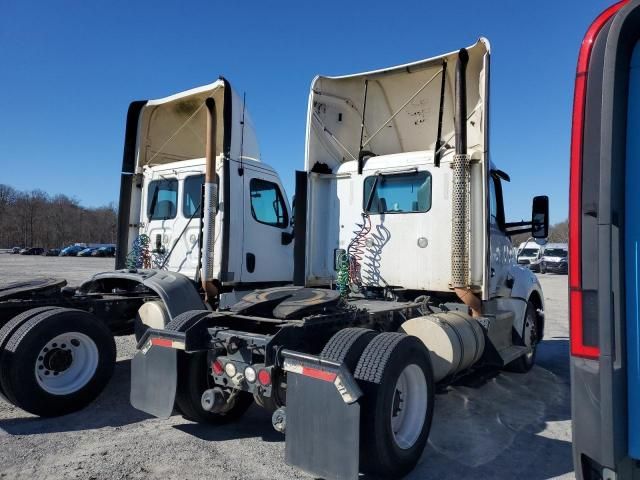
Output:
[{"xmin": 0, "ymin": 185, "xmax": 117, "ymax": 248}]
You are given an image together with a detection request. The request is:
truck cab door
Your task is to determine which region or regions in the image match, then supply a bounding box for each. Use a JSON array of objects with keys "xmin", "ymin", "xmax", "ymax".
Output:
[
  {"xmin": 488, "ymin": 173, "xmax": 513, "ymax": 298},
  {"xmin": 240, "ymin": 164, "xmax": 293, "ymax": 284}
]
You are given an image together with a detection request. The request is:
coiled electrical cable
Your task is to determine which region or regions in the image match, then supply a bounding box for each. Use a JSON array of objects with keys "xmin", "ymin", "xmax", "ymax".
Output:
[
  {"xmin": 347, "ymin": 213, "xmax": 371, "ymax": 289},
  {"xmin": 125, "ymin": 234, "xmax": 151, "ymax": 269},
  {"xmin": 336, "ymin": 251, "xmax": 350, "ymax": 297}
]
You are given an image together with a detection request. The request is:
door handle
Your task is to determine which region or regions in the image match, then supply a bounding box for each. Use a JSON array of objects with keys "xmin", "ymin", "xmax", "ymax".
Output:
[{"xmin": 246, "ymin": 253, "xmax": 256, "ymax": 273}]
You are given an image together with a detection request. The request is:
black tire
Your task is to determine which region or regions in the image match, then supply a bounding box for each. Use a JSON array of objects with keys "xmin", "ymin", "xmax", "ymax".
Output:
[
  {"xmin": 0, "ymin": 307, "xmax": 64, "ymax": 399},
  {"xmin": 540, "ymin": 263, "xmax": 547, "ymax": 274},
  {"xmin": 165, "ymin": 310, "xmax": 210, "ymax": 332},
  {"xmin": 507, "ymin": 301, "xmax": 538, "ymax": 373},
  {"xmin": 0, "ymin": 308, "xmax": 116, "ymax": 416},
  {"xmin": 320, "ymin": 327, "xmax": 378, "ymax": 369},
  {"xmin": 354, "ymin": 332, "xmax": 435, "ymax": 478},
  {"xmin": 175, "ymin": 351, "xmax": 253, "ymax": 424}
]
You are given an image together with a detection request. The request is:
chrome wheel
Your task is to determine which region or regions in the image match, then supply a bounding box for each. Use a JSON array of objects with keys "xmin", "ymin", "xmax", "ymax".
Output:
[
  {"xmin": 34, "ymin": 332, "xmax": 99, "ymax": 395},
  {"xmin": 390, "ymin": 364, "xmax": 428, "ymax": 449},
  {"xmin": 523, "ymin": 308, "xmax": 537, "ymax": 361}
]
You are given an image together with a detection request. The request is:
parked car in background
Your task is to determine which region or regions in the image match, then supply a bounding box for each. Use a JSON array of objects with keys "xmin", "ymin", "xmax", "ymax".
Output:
[
  {"xmin": 20, "ymin": 247, "xmax": 44, "ymax": 255},
  {"xmin": 517, "ymin": 240, "xmax": 543, "ymax": 272},
  {"xmin": 11, "ymin": 247, "xmax": 21, "ymax": 254},
  {"xmin": 77, "ymin": 247, "xmax": 97, "ymax": 257},
  {"xmin": 539, "ymin": 243, "xmax": 568, "ymax": 274},
  {"xmin": 91, "ymin": 246, "xmax": 116, "ymax": 257},
  {"xmin": 59, "ymin": 245, "xmax": 85, "ymax": 256},
  {"xmin": 44, "ymin": 248, "xmax": 61, "ymax": 256}
]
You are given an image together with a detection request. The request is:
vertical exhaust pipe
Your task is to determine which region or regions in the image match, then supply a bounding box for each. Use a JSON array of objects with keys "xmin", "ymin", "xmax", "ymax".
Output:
[
  {"xmin": 451, "ymin": 49, "xmax": 481, "ymax": 317},
  {"xmin": 201, "ymin": 97, "xmax": 219, "ymax": 303}
]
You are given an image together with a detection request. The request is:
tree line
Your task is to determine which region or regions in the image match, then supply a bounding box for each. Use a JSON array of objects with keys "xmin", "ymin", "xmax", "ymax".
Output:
[
  {"xmin": 0, "ymin": 184, "xmax": 117, "ymax": 249},
  {"xmin": 511, "ymin": 219, "xmax": 569, "ymax": 246}
]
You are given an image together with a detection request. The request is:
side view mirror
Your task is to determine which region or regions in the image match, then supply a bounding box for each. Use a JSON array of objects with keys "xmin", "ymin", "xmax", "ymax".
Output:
[{"xmin": 531, "ymin": 195, "xmax": 549, "ymax": 239}]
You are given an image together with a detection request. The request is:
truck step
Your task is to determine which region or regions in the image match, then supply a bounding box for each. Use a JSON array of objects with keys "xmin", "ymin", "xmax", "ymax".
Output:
[{"xmin": 498, "ymin": 345, "xmax": 529, "ymax": 366}]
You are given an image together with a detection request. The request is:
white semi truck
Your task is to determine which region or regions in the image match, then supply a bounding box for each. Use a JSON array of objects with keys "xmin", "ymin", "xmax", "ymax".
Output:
[
  {"xmin": 0, "ymin": 78, "xmax": 294, "ymax": 416},
  {"xmin": 130, "ymin": 39, "xmax": 549, "ymax": 479}
]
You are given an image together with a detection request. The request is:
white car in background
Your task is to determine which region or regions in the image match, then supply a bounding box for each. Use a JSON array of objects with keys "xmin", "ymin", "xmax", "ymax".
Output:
[{"xmin": 539, "ymin": 243, "xmax": 568, "ymax": 274}]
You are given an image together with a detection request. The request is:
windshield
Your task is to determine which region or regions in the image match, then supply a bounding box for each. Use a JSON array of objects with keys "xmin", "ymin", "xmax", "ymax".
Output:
[
  {"xmin": 544, "ymin": 248, "xmax": 567, "ymax": 257},
  {"xmin": 519, "ymin": 248, "xmax": 538, "ymax": 257},
  {"xmin": 363, "ymin": 171, "xmax": 431, "ymax": 214}
]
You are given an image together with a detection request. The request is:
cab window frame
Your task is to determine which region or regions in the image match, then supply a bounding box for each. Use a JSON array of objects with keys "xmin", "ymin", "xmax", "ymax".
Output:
[
  {"xmin": 249, "ymin": 178, "xmax": 289, "ymax": 229},
  {"xmin": 362, "ymin": 170, "xmax": 432, "ymax": 215},
  {"xmin": 147, "ymin": 178, "xmax": 179, "ymax": 221},
  {"xmin": 182, "ymin": 173, "xmax": 207, "ymax": 218}
]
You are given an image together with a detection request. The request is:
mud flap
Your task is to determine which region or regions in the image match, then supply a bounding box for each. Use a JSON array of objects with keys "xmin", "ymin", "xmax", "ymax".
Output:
[
  {"xmin": 130, "ymin": 344, "xmax": 177, "ymax": 418},
  {"xmin": 282, "ymin": 351, "xmax": 362, "ymax": 480}
]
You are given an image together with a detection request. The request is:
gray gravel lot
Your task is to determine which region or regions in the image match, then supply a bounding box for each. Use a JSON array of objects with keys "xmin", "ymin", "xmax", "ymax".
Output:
[{"xmin": 0, "ymin": 255, "xmax": 573, "ymax": 479}]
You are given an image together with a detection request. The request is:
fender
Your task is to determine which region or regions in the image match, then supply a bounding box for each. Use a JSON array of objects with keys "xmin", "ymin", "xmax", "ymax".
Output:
[
  {"xmin": 78, "ymin": 269, "xmax": 206, "ymax": 320},
  {"xmin": 506, "ymin": 264, "xmax": 545, "ymax": 341}
]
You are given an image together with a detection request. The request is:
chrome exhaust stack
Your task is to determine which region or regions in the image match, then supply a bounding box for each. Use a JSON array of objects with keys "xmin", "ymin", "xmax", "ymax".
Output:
[
  {"xmin": 201, "ymin": 97, "xmax": 219, "ymax": 303},
  {"xmin": 450, "ymin": 49, "xmax": 481, "ymax": 316}
]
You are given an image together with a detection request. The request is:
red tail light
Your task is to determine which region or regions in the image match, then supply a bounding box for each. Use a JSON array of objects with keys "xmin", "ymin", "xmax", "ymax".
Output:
[
  {"xmin": 211, "ymin": 359, "xmax": 224, "ymax": 375},
  {"xmin": 258, "ymin": 369, "xmax": 272, "ymax": 386},
  {"xmin": 569, "ymin": 0, "xmax": 629, "ymax": 359}
]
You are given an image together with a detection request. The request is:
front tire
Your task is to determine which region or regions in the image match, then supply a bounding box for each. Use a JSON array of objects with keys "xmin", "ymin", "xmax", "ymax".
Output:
[
  {"xmin": 0, "ymin": 308, "xmax": 116, "ymax": 416},
  {"xmin": 507, "ymin": 301, "xmax": 539, "ymax": 373},
  {"xmin": 354, "ymin": 333, "xmax": 434, "ymax": 478}
]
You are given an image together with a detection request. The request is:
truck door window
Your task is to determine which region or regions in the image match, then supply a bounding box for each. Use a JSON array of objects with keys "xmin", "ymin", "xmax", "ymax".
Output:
[
  {"xmin": 249, "ymin": 178, "xmax": 288, "ymax": 228},
  {"xmin": 183, "ymin": 174, "xmax": 205, "ymax": 217},
  {"xmin": 489, "ymin": 178, "xmax": 498, "ymax": 225},
  {"xmin": 147, "ymin": 178, "xmax": 178, "ymax": 220},
  {"xmin": 363, "ymin": 171, "xmax": 431, "ymax": 214},
  {"xmin": 489, "ymin": 175, "xmax": 506, "ymax": 230}
]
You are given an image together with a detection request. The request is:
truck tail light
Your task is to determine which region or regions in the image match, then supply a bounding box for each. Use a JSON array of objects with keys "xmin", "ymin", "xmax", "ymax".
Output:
[
  {"xmin": 211, "ymin": 359, "xmax": 224, "ymax": 375},
  {"xmin": 569, "ymin": 0, "xmax": 629, "ymax": 359},
  {"xmin": 258, "ymin": 369, "xmax": 272, "ymax": 386}
]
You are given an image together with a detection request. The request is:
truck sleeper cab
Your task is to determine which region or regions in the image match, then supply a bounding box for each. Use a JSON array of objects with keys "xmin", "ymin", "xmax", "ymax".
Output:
[{"xmin": 131, "ymin": 39, "xmax": 550, "ymax": 480}]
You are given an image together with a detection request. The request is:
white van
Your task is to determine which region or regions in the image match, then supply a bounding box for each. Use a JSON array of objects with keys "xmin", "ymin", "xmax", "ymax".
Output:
[{"xmin": 517, "ymin": 241, "xmax": 542, "ymax": 271}]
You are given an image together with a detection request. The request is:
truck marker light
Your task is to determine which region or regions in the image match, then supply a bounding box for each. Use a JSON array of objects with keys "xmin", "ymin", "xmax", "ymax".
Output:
[
  {"xmin": 244, "ymin": 366, "xmax": 257, "ymax": 383},
  {"xmin": 224, "ymin": 362, "xmax": 237, "ymax": 377},
  {"xmin": 258, "ymin": 369, "xmax": 272, "ymax": 386},
  {"xmin": 569, "ymin": 0, "xmax": 629, "ymax": 359},
  {"xmin": 212, "ymin": 359, "xmax": 224, "ymax": 375}
]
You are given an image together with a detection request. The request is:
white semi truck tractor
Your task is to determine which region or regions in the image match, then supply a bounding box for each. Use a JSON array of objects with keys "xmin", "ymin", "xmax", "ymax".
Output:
[
  {"xmin": 131, "ymin": 39, "xmax": 549, "ymax": 479},
  {"xmin": 0, "ymin": 78, "xmax": 294, "ymax": 416}
]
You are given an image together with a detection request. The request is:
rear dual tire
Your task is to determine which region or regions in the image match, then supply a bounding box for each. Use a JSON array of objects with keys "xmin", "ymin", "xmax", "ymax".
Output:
[
  {"xmin": 0, "ymin": 308, "xmax": 116, "ymax": 416},
  {"xmin": 322, "ymin": 329, "xmax": 435, "ymax": 478},
  {"xmin": 168, "ymin": 310, "xmax": 253, "ymax": 424},
  {"xmin": 175, "ymin": 351, "xmax": 253, "ymax": 424}
]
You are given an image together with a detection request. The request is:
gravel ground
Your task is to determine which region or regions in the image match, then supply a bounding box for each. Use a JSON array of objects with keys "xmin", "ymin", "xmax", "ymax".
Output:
[{"xmin": 0, "ymin": 255, "xmax": 573, "ymax": 479}]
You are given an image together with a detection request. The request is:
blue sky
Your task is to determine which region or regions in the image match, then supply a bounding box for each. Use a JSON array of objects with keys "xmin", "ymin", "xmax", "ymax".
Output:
[{"xmin": 0, "ymin": 0, "xmax": 615, "ymax": 224}]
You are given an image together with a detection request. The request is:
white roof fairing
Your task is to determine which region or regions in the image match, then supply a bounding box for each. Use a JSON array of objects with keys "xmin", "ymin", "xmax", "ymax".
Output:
[
  {"xmin": 136, "ymin": 79, "xmax": 260, "ymax": 169},
  {"xmin": 305, "ymin": 39, "xmax": 490, "ymax": 171}
]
